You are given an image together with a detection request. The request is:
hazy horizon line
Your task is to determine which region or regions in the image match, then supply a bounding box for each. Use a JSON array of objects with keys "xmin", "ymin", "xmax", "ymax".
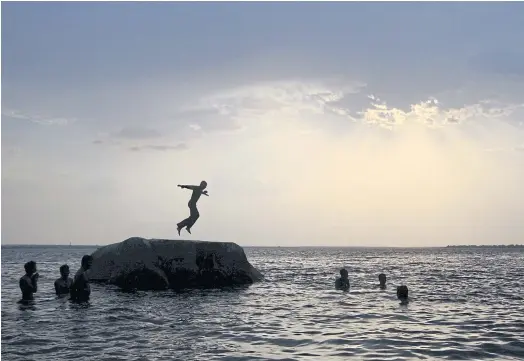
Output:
[{"xmin": 2, "ymin": 243, "xmax": 523, "ymax": 248}]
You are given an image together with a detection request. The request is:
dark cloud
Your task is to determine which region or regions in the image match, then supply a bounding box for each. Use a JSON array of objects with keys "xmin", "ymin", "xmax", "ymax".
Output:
[
  {"xmin": 92, "ymin": 139, "xmax": 104, "ymax": 144},
  {"xmin": 146, "ymin": 144, "xmax": 188, "ymax": 151},
  {"xmin": 112, "ymin": 126, "xmax": 162, "ymax": 139}
]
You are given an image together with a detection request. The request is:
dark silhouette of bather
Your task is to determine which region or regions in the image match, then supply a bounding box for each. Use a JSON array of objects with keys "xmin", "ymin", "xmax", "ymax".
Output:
[
  {"xmin": 397, "ymin": 285, "xmax": 409, "ymax": 305},
  {"xmin": 70, "ymin": 255, "xmax": 93, "ymax": 303},
  {"xmin": 19, "ymin": 261, "xmax": 39, "ymax": 301},
  {"xmin": 379, "ymin": 273, "xmax": 387, "ymax": 289},
  {"xmin": 335, "ymin": 268, "xmax": 350, "ymax": 291},
  {"xmin": 55, "ymin": 264, "xmax": 73, "ymax": 296},
  {"xmin": 177, "ymin": 180, "xmax": 208, "ymax": 235}
]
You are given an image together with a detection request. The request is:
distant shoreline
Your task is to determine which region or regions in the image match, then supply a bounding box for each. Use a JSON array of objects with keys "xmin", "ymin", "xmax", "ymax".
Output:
[
  {"xmin": 445, "ymin": 244, "xmax": 524, "ymax": 248},
  {"xmin": 1, "ymin": 244, "xmax": 523, "ymax": 249}
]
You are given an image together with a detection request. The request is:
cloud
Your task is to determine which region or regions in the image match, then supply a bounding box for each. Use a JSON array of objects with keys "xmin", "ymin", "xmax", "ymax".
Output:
[
  {"xmin": 92, "ymin": 127, "xmax": 188, "ymax": 152},
  {"xmin": 358, "ymin": 97, "xmax": 524, "ymax": 130},
  {"xmin": 173, "ymin": 108, "xmax": 241, "ymax": 133},
  {"xmin": 111, "ymin": 126, "xmax": 161, "ymax": 139},
  {"xmin": 128, "ymin": 143, "xmax": 188, "ymax": 152},
  {"xmin": 92, "ymin": 137, "xmax": 187, "ymax": 152},
  {"xmin": 1, "ymin": 109, "xmax": 76, "ymax": 125},
  {"xmin": 85, "ymin": 78, "xmax": 523, "ymax": 160},
  {"xmin": 176, "ymin": 79, "xmax": 523, "ymax": 136},
  {"xmin": 174, "ymin": 79, "xmax": 366, "ymax": 130}
]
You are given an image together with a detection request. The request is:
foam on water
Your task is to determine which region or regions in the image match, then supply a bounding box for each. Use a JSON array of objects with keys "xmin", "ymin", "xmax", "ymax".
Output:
[{"xmin": 1, "ymin": 245, "xmax": 524, "ymax": 360}]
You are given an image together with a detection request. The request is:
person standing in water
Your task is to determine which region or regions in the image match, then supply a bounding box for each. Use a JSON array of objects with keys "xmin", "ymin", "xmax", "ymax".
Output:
[
  {"xmin": 397, "ymin": 285, "xmax": 409, "ymax": 305},
  {"xmin": 335, "ymin": 268, "xmax": 350, "ymax": 291},
  {"xmin": 19, "ymin": 261, "xmax": 39, "ymax": 301},
  {"xmin": 70, "ymin": 255, "xmax": 93, "ymax": 302},
  {"xmin": 176, "ymin": 181, "xmax": 209, "ymax": 235},
  {"xmin": 378, "ymin": 273, "xmax": 387, "ymax": 289},
  {"xmin": 54, "ymin": 264, "xmax": 73, "ymax": 296}
]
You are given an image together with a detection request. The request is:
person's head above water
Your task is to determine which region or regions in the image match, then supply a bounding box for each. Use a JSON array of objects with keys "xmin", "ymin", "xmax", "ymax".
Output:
[
  {"xmin": 200, "ymin": 180, "xmax": 207, "ymax": 189},
  {"xmin": 60, "ymin": 264, "xmax": 70, "ymax": 278},
  {"xmin": 379, "ymin": 273, "xmax": 387, "ymax": 287},
  {"xmin": 339, "ymin": 268, "xmax": 349, "ymax": 279},
  {"xmin": 397, "ymin": 285, "xmax": 409, "ymax": 300},
  {"xmin": 81, "ymin": 255, "xmax": 94, "ymax": 270},
  {"xmin": 24, "ymin": 261, "xmax": 37, "ymax": 275}
]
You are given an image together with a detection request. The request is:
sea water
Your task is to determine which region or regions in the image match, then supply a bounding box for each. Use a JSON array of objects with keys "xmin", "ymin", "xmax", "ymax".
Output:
[{"xmin": 1, "ymin": 245, "xmax": 523, "ymax": 360}]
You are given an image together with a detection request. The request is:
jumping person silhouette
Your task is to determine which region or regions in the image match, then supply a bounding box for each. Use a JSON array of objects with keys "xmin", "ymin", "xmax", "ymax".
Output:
[{"xmin": 177, "ymin": 181, "xmax": 208, "ymax": 235}]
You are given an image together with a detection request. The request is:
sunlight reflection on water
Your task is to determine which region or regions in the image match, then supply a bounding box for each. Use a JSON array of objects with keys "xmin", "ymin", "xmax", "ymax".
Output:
[{"xmin": 2, "ymin": 246, "xmax": 523, "ymax": 360}]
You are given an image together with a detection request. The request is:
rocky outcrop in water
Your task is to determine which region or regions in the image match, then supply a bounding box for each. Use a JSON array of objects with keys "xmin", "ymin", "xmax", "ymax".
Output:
[{"xmin": 88, "ymin": 237, "xmax": 263, "ymax": 291}]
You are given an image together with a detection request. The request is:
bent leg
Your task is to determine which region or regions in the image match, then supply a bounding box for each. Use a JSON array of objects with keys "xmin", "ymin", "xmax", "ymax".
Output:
[
  {"xmin": 178, "ymin": 203, "xmax": 199, "ymax": 234},
  {"xmin": 186, "ymin": 205, "xmax": 200, "ymax": 231},
  {"xmin": 177, "ymin": 217, "xmax": 192, "ymax": 229},
  {"xmin": 187, "ymin": 213, "xmax": 200, "ymax": 229}
]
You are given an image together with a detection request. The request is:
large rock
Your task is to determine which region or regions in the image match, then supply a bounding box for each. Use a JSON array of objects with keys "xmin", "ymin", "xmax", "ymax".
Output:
[{"xmin": 89, "ymin": 237, "xmax": 263, "ymax": 291}]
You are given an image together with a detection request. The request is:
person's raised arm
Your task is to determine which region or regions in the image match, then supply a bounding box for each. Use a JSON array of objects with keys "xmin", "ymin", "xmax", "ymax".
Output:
[
  {"xmin": 31, "ymin": 273, "xmax": 39, "ymax": 292},
  {"xmin": 20, "ymin": 277, "xmax": 36, "ymax": 293}
]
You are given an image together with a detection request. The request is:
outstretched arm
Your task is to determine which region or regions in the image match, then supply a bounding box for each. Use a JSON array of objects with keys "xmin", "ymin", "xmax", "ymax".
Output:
[
  {"xmin": 177, "ymin": 184, "xmax": 198, "ymax": 190},
  {"xmin": 177, "ymin": 185, "xmax": 209, "ymax": 196}
]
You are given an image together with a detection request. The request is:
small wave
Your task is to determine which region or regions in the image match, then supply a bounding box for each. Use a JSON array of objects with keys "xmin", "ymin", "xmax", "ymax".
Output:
[{"xmin": 2, "ymin": 246, "xmax": 524, "ymax": 361}]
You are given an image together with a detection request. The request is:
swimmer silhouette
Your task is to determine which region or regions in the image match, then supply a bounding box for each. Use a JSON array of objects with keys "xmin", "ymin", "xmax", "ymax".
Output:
[
  {"xmin": 335, "ymin": 268, "xmax": 350, "ymax": 291},
  {"xmin": 379, "ymin": 273, "xmax": 387, "ymax": 289},
  {"xmin": 70, "ymin": 255, "xmax": 93, "ymax": 303},
  {"xmin": 55, "ymin": 264, "xmax": 73, "ymax": 296},
  {"xmin": 397, "ymin": 285, "xmax": 409, "ymax": 305},
  {"xmin": 176, "ymin": 181, "xmax": 208, "ymax": 235},
  {"xmin": 19, "ymin": 261, "xmax": 39, "ymax": 301}
]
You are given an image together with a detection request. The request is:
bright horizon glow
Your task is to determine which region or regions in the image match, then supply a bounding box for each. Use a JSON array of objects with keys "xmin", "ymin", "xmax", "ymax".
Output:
[{"xmin": 2, "ymin": 2, "xmax": 524, "ymax": 246}]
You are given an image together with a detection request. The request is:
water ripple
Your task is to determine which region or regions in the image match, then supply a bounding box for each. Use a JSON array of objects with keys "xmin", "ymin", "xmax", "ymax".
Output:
[{"xmin": 2, "ymin": 246, "xmax": 524, "ymax": 360}]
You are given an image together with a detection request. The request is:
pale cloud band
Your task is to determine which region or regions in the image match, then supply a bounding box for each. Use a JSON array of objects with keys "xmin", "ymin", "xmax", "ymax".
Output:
[
  {"xmin": 177, "ymin": 79, "xmax": 524, "ymax": 139},
  {"xmin": 2, "ymin": 109, "xmax": 76, "ymax": 126}
]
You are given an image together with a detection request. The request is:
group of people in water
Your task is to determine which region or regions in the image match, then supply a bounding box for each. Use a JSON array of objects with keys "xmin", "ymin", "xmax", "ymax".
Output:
[
  {"xmin": 335, "ymin": 268, "xmax": 410, "ymax": 304},
  {"xmin": 19, "ymin": 257, "xmax": 409, "ymax": 305},
  {"xmin": 19, "ymin": 254, "xmax": 93, "ymax": 303}
]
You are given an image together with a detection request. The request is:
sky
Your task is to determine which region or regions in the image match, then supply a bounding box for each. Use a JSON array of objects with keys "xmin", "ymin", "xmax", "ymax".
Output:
[{"xmin": 2, "ymin": 2, "xmax": 524, "ymax": 247}]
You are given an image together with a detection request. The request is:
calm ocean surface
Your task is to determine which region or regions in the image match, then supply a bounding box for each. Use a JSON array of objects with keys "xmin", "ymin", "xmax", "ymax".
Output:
[{"xmin": 1, "ymin": 245, "xmax": 523, "ymax": 361}]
